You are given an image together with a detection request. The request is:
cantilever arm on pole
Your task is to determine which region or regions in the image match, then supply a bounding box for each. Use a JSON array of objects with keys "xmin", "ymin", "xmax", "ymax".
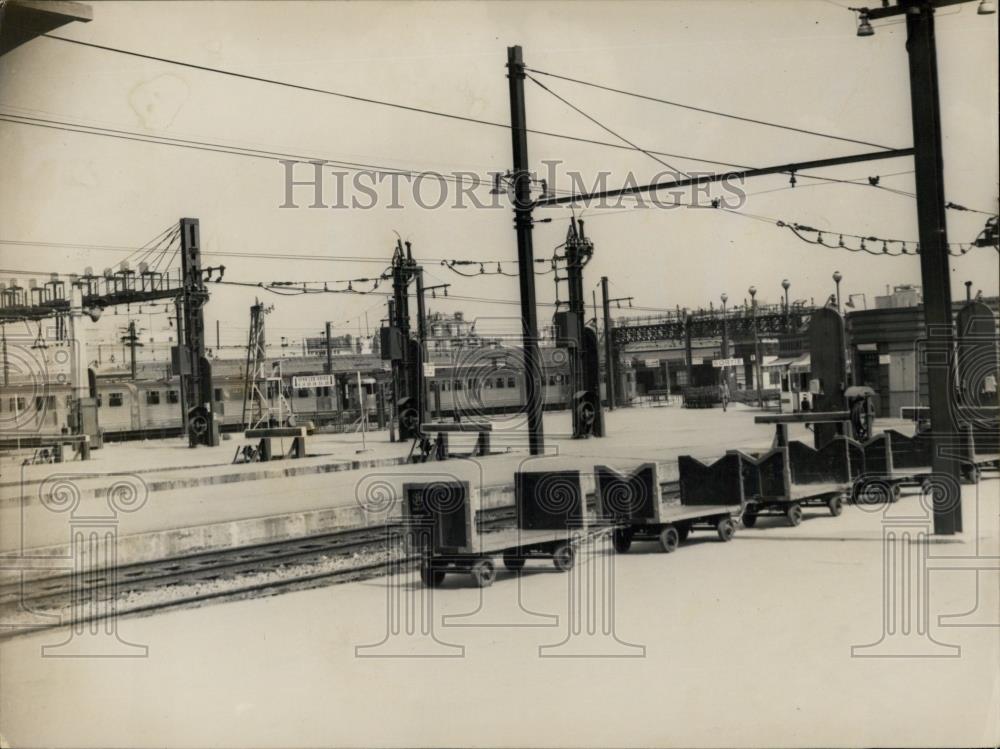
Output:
[{"xmin": 535, "ymin": 148, "xmax": 915, "ymax": 207}]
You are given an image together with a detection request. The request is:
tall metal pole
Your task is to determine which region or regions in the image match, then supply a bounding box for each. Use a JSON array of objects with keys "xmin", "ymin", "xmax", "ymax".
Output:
[
  {"xmin": 2, "ymin": 326, "xmax": 8, "ymax": 386},
  {"xmin": 721, "ymin": 293, "xmax": 730, "ymax": 392},
  {"xmin": 750, "ymin": 286, "xmax": 763, "ymax": 408},
  {"xmin": 415, "ymin": 266, "xmax": 428, "ymax": 425},
  {"xmin": 127, "ymin": 320, "xmax": 137, "ymax": 380},
  {"xmin": 324, "ymin": 321, "xmax": 333, "ymax": 375},
  {"xmin": 905, "ymin": 0, "xmax": 961, "ymax": 534},
  {"xmin": 175, "ymin": 298, "xmax": 188, "ymax": 441},
  {"xmin": 601, "ymin": 276, "xmax": 615, "ymax": 410},
  {"xmin": 507, "ymin": 45, "xmax": 544, "ymax": 455}
]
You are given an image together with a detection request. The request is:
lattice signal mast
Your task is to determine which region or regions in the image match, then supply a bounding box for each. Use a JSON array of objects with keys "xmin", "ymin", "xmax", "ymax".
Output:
[{"xmin": 241, "ymin": 299, "xmax": 293, "ymax": 430}]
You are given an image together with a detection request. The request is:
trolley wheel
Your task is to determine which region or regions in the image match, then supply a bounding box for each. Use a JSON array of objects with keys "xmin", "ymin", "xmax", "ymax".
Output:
[
  {"xmin": 742, "ymin": 511, "xmax": 758, "ymax": 529},
  {"xmin": 503, "ymin": 552, "xmax": 525, "ymax": 572},
  {"xmin": 470, "ymin": 558, "xmax": 496, "ymax": 588},
  {"xmin": 419, "ymin": 564, "xmax": 446, "ymax": 587},
  {"xmin": 716, "ymin": 516, "xmax": 737, "ymax": 542},
  {"xmin": 786, "ymin": 503, "xmax": 803, "ymax": 527},
  {"xmin": 659, "ymin": 525, "xmax": 680, "ymax": 553},
  {"xmin": 676, "ymin": 524, "xmax": 690, "ymax": 542},
  {"xmin": 552, "ymin": 544, "xmax": 575, "ymax": 572},
  {"xmin": 612, "ymin": 528, "xmax": 633, "ymax": 553},
  {"xmin": 828, "ymin": 495, "xmax": 844, "ymax": 517}
]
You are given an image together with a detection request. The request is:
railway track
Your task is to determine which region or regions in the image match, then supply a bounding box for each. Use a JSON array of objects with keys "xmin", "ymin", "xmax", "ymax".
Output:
[
  {"xmin": 0, "ymin": 505, "xmax": 519, "ymax": 640},
  {"xmin": 0, "ymin": 483, "xmax": 679, "ymax": 639}
]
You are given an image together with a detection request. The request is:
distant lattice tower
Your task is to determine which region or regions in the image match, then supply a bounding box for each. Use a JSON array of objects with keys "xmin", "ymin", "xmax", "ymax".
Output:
[{"xmin": 241, "ymin": 299, "xmax": 273, "ymax": 429}]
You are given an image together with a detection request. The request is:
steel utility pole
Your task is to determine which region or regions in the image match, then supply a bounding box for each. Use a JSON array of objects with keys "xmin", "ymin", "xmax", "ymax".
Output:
[
  {"xmin": 904, "ymin": 1, "xmax": 961, "ymax": 534},
  {"xmin": 175, "ymin": 298, "xmax": 188, "ymax": 441},
  {"xmin": 507, "ymin": 45, "xmax": 544, "ymax": 455},
  {"xmin": 120, "ymin": 320, "xmax": 142, "ymax": 380},
  {"xmin": 856, "ymin": 0, "xmax": 994, "ymax": 534},
  {"xmin": 324, "ymin": 322, "xmax": 333, "ymax": 375},
  {"xmin": 2, "ymin": 326, "xmax": 8, "ymax": 386},
  {"xmin": 601, "ymin": 276, "xmax": 615, "ymax": 410}
]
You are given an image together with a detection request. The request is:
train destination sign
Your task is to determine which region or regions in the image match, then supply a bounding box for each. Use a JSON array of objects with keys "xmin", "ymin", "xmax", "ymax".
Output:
[{"xmin": 291, "ymin": 374, "xmax": 336, "ymax": 389}]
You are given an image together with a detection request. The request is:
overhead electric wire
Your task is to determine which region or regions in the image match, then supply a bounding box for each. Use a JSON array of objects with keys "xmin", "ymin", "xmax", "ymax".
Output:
[
  {"xmin": 0, "ymin": 111, "xmax": 949, "ymax": 209},
  {"xmin": 525, "ymin": 74, "xmax": 687, "ymax": 177},
  {"xmin": 524, "ymin": 66, "xmax": 900, "ymax": 151},
  {"xmin": 0, "ymin": 112, "xmax": 502, "ymax": 192},
  {"xmin": 36, "ymin": 34, "xmax": 757, "ymax": 173}
]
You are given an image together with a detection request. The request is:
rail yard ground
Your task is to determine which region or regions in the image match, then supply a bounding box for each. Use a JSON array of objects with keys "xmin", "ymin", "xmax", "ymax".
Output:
[
  {"xmin": 1, "ymin": 473, "xmax": 996, "ymax": 748},
  {"xmin": 0, "ymin": 405, "xmax": 997, "ymax": 746}
]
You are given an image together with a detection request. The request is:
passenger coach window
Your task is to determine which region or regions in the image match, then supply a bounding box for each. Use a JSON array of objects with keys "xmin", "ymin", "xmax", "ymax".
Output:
[
  {"xmin": 167, "ymin": 391, "xmax": 179, "ymax": 404},
  {"xmin": 146, "ymin": 391, "xmax": 160, "ymax": 405},
  {"xmin": 297, "ymin": 389, "xmax": 310, "ymax": 398},
  {"xmin": 109, "ymin": 393, "xmax": 124, "ymax": 407},
  {"xmin": 214, "ymin": 388, "xmax": 224, "ymax": 402}
]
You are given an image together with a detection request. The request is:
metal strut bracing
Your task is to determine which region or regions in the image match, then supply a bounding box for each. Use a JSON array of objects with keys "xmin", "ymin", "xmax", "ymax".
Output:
[
  {"xmin": 0, "ymin": 217, "xmax": 219, "ymax": 446},
  {"xmin": 382, "ymin": 239, "xmax": 424, "ymax": 439}
]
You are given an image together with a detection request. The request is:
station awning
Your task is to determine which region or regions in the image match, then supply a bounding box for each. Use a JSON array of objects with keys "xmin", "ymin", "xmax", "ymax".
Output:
[
  {"xmin": 789, "ymin": 354, "xmax": 811, "ymax": 373},
  {"xmin": 762, "ymin": 356, "xmax": 800, "ymax": 369},
  {"xmin": 763, "ymin": 354, "xmax": 811, "ymax": 372}
]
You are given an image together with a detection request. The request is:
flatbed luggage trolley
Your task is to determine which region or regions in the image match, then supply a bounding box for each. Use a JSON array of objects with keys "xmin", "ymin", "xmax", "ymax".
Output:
[
  {"xmin": 402, "ymin": 471, "xmax": 586, "ymax": 588},
  {"xmin": 595, "ymin": 457, "xmax": 743, "ymax": 554},
  {"xmin": 736, "ymin": 440, "xmax": 853, "ymax": 527}
]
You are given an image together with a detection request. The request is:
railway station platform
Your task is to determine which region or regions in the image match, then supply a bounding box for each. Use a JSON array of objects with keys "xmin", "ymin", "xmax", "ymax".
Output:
[{"xmin": 0, "ymin": 406, "xmax": 919, "ymax": 573}]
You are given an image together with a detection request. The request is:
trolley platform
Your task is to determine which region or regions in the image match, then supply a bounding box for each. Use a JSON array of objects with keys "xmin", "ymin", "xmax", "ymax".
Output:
[
  {"xmin": 402, "ymin": 470, "xmax": 588, "ymax": 588},
  {"xmin": 736, "ymin": 440, "xmax": 853, "ymax": 527},
  {"xmin": 595, "ymin": 458, "xmax": 742, "ymax": 553}
]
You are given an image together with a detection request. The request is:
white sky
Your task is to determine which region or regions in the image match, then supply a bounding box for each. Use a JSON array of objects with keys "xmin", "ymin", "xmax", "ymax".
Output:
[{"xmin": 0, "ymin": 0, "xmax": 997, "ymax": 351}]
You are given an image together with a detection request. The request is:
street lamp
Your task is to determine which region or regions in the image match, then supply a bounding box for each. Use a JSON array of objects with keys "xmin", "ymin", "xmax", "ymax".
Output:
[
  {"xmin": 749, "ymin": 285, "xmax": 763, "ymax": 408},
  {"xmin": 833, "ymin": 271, "xmax": 843, "ymax": 311},
  {"xmin": 781, "ymin": 278, "xmax": 791, "ymax": 330},
  {"xmin": 720, "ymin": 293, "xmax": 729, "ymax": 358},
  {"xmin": 719, "ymin": 293, "xmax": 730, "ymax": 392},
  {"xmin": 856, "ymin": 9, "xmax": 875, "ymax": 37}
]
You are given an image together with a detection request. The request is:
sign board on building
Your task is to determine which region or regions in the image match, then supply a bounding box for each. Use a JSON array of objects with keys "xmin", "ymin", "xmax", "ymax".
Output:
[
  {"xmin": 423, "ymin": 363, "xmax": 436, "ymax": 377},
  {"xmin": 878, "ymin": 354, "xmax": 891, "ymax": 365},
  {"xmin": 643, "ymin": 359, "xmax": 660, "ymax": 368},
  {"xmin": 712, "ymin": 357, "xmax": 742, "ymax": 368},
  {"xmin": 292, "ymin": 374, "xmax": 335, "ymax": 389}
]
